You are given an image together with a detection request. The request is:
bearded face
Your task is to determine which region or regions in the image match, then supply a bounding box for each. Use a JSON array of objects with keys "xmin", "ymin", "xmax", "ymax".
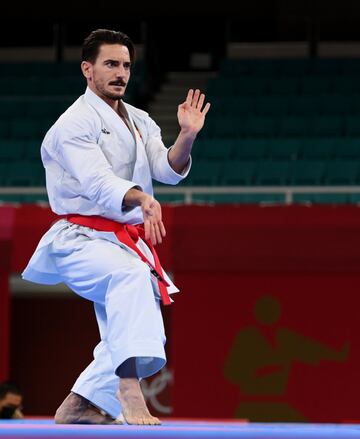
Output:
[{"xmin": 83, "ymin": 44, "xmax": 131, "ymax": 104}]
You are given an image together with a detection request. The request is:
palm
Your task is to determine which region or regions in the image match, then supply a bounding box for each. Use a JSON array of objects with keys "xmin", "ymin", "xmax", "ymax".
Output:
[{"xmin": 177, "ymin": 89, "xmax": 210, "ymax": 134}]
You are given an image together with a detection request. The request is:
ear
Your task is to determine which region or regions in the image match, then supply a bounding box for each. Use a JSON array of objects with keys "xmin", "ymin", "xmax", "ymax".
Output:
[{"xmin": 81, "ymin": 61, "xmax": 92, "ymax": 80}]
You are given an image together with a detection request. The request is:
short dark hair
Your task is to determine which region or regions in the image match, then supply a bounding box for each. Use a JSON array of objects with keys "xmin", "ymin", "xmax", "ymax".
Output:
[
  {"xmin": 82, "ymin": 29, "xmax": 135, "ymax": 64},
  {"xmin": 0, "ymin": 381, "xmax": 22, "ymax": 399}
]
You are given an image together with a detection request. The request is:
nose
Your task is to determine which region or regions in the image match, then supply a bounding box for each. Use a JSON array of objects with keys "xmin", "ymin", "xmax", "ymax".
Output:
[{"xmin": 116, "ymin": 64, "xmax": 127, "ymax": 77}]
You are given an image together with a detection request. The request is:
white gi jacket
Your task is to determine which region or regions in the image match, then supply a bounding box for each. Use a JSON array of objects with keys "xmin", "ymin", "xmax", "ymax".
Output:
[{"xmin": 22, "ymin": 87, "xmax": 190, "ymax": 287}]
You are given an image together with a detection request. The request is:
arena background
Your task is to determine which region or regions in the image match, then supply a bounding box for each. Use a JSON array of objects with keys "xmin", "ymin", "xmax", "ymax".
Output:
[{"xmin": 2, "ymin": 0, "xmax": 360, "ymax": 424}]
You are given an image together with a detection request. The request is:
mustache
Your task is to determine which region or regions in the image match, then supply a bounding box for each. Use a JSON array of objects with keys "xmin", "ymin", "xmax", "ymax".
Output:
[{"xmin": 109, "ymin": 80, "xmax": 127, "ymax": 86}]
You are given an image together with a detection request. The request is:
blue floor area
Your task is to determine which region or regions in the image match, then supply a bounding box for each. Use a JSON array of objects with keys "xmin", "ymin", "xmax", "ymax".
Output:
[{"xmin": 1, "ymin": 419, "xmax": 360, "ymax": 438}]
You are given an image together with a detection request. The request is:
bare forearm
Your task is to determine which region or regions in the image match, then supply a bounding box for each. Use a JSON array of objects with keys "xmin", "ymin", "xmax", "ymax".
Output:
[
  {"xmin": 169, "ymin": 88, "xmax": 210, "ymax": 173},
  {"xmin": 168, "ymin": 128, "xmax": 196, "ymax": 174},
  {"xmin": 123, "ymin": 187, "xmax": 148, "ymax": 207}
]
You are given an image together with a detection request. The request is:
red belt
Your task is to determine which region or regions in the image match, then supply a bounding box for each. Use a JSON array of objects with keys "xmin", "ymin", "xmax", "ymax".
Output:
[{"xmin": 60, "ymin": 214, "xmax": 172, "ymax": 306}]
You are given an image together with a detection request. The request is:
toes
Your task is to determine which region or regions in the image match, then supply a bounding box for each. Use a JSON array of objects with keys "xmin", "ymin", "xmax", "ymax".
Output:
[
  {"xmin": 124, "ymin": 416, "xmax": 161, "ymax": 425},
  {"xmin": 146, "ymin": 416, "xmax": 161, "ymax": 426}
]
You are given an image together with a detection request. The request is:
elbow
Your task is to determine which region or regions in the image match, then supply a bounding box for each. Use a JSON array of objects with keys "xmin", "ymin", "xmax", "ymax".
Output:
[{"xmin": 81, "ymin": 174, "xmax": 115, "ymax": 210}]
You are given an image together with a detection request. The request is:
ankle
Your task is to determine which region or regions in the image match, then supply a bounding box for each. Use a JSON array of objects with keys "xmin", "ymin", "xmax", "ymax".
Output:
[{"xmin": 120, "ymin": 378, "xmax": 141, "ymax": 392}]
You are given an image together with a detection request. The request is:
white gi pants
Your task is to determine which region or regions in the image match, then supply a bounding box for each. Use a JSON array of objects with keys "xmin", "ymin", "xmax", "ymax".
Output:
[{"xmin": 23, "ymin": 219, "xmax": 176, "ymax": 418}]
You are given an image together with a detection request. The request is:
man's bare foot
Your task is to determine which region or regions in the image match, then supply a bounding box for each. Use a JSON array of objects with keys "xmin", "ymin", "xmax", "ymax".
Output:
[
  {"xmin": 55, "ymin": 392, "xmax": 122, "ymax": 425},
  {"xmin": 117, "ymin": 378, "xmax": 161, "ymax": 425}
]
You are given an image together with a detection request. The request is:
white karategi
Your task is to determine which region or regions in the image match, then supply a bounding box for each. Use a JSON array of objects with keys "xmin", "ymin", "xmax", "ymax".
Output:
[{"xmin": 21, "ymin": 87, "xmax": 190, "ymax": 418}]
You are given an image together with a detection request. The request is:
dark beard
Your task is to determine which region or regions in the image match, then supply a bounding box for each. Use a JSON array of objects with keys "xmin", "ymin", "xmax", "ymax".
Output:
[
  {"xmin": 95, "ymin": 80, "xmax": 125, "ymax": 101},
  {"xmin": 103, "ymin": 91, "xmax": 123, "ymax": 101}
]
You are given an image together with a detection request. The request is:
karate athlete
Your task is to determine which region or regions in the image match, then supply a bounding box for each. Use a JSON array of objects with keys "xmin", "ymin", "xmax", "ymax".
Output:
[{"xmin": 21, "ymin": 29, "xmax": 210, "ymax": 425}]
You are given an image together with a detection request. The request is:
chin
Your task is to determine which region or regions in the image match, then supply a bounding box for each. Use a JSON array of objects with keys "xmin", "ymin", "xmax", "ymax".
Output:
[{"xmin": 107, "ymin": 92, "xmax": 125, "ymax": 101}]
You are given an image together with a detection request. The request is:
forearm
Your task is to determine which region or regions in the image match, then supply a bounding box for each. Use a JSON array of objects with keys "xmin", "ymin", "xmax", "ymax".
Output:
[
  {"xmin": 123, "ymin": 187, "xmax": 149, "ymax": 207},
  {"xmin": 168, "ymin": 128, "xmax": 196, "ymax": 174}
]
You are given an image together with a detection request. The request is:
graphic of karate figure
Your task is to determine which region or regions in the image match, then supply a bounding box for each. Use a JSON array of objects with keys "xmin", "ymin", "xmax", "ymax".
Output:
[{"xmin": 224, "ymin": 296, "xmax": 349, "ymax": 421}]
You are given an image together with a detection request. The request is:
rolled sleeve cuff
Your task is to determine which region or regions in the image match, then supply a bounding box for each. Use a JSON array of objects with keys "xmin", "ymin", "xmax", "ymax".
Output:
[
  {"xmin": 160, "ymin": 147, "xmax": 192, "ymax": 184},
  {"xmin": 112, "ymin": 179, "xmax": 143, "ymax": 214}
]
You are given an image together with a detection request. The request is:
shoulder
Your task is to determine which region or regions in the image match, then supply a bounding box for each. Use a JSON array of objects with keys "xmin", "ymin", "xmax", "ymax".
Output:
[
  {"xmin": 53, "ymin": 95, "xmax": 102, "ymax": 138},
  {"xmin": 123, "ymin": 101, "xmax": 149, "ymax": 120},
  {"xmin": 123, "ymin": 101, "xmax": 160, "ymax": 135}
]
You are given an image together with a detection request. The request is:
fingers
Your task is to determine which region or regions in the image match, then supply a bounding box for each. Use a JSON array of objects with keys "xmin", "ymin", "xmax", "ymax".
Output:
[
  {"xmin": 186, "ymin": 89, "xmax": 200, "ymax": 107},
  {"xmin": 192, "ymin": 89, "xmax": 200, "ymax": 106},
  {"xmin": 150, "ymin": 222, "xmax": 157, "ymax": 245},
  {"xmin": 141, "ymin": 196, "xmax": 166, "ymax": 245},
  {"xmin": 201, "ymin": 102, "xmax": 211, "ymax": 116},
  {"xmin": 154, "ymin": 223, "xmax": 163, "ymax": 245},
  {"xmin": 197, "ymin": 92, "xmax": 205, "ymax": 110},
  {"xmin": 159, "ymin": 221, "xmax": 166, "ymax": 237},
  {"xmin": 144, "ymin": 218, "xmax": 151, "ymax": 241},
  {"xmin": 186, "ymin": 89, "xmax": 194, "ymax": 105},
  {"xmin": 147, "ymin": 221, "xmax": 166, "ymax": 245},
  {"xmin": 185, "ymin": 89, "xmax": 210, "ymax": 113}
]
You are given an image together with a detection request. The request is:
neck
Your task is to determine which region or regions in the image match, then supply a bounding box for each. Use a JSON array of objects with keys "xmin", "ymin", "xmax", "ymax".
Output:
[{"xmin": 87, "ymin": 84, "xmax": 121, "ymax": 111}]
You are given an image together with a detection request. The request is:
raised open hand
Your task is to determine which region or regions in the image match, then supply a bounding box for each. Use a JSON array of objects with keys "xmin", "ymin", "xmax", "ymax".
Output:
[{"xmin": 177, "ymin": 89, "xmax": 211, "ymax": 135}]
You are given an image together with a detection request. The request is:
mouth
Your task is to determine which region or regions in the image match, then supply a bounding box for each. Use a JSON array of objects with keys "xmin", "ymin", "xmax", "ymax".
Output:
[{"xmin": 110, "ymin": 82, "xmax": 126, "ymax": 87}]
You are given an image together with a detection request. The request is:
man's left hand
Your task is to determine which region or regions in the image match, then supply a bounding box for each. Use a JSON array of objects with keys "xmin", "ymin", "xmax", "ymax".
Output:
[{"xmin": 177, "ymin": 89, "xmax": 210, "ymax": 135}]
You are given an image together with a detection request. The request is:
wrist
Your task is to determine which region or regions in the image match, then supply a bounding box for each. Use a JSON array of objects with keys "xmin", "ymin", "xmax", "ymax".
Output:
[
  {"xmin": 180, "ymin": 127, "xmax": 197, "ymax": 140},
  {"xmin": 123, "ymin": 187, "xmax": 148, "ymax": 207}
]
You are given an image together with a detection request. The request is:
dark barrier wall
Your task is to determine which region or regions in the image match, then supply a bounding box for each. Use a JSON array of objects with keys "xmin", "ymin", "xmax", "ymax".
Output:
[
  {"xmin": 0, "ymin": 207, "xmax": 15, "ymax": 382},
  {"xmin": 3, "ymin": 204, "xmax": 360, "ymax": 420}
]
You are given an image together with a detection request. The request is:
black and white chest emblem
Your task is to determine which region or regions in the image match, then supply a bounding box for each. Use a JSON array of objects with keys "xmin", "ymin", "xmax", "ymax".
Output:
[{"xmin": 101, "ymin": 127, "xmax": 111, "ymax": 135}]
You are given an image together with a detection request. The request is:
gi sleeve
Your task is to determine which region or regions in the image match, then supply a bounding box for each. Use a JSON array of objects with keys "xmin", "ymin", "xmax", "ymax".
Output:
[
  {"xmin": 145, "ymin": 117, "xmax": 192, "ymax": 185},
  {"xmin": 54, "ymin": 116, "xmax": 140, "ymax": 216}
]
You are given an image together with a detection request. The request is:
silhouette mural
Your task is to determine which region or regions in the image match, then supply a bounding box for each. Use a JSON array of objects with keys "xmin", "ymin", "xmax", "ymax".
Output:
[{"xmin": 224, "ymin": 296, "xmax": 349, "ymax": 421}]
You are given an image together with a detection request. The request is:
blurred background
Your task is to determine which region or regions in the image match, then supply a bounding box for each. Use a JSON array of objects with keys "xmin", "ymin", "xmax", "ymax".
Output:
[{"xmin": 2, "ymin": 0, "xmax": 360, "ymax": 423}]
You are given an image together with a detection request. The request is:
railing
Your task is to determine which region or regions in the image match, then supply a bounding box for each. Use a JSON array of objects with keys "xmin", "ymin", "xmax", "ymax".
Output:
[
  {"xmin": 160, "ymin": 186, "xmax": 360, "ymax": 204},
  {"xmin": 2, "ymin": 186, "xmax": 360, "ymax": 205}
]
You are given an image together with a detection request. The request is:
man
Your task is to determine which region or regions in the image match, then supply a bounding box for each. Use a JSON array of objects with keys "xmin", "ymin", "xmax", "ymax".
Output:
[
  {"xmin": 22, "ymin": 29, "xmax": 210, "ymax": 425},
  {"xmin": 0, "ymin": 382, "xmax": 24, "ymax": 419}
]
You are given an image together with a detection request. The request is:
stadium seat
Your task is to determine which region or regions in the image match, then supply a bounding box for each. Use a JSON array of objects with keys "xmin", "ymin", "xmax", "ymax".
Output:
[
  {"xmin": 345, "ymin": 115, "xmax": 360, "ymax": 137},
  {"xmin": 290, "ymin": 160, "xmax": 325, "ymax": 185},
  {"xmin": 187, "ymin": 161, "xmax": 222, "ymax": 185},
  {"xmin": 279, "ymin": 116, "xmax": 309, "ymax": 137},
  {"xmin": 333, "ymin": 138, "xmax": 360, "ymax": 159},
  {"xmin": 301, "ymin": 77, "xmax": 333, "ymax": 95},
  {"xmin": 6, "ymin": 161, "xmax": 44, "ymax": 186},
  {"xmin": 293, "ymin": 193, "xmax": 349, "ymax": 204},
  {"xmin": 192, "ymin": 193, "xmax": 285, "ymax": 204},
  {"xmin": 256, "ymin": 96, "xmax": 289, "ymax": 116},
  {"xmin": 0, "ymin": 140, "xmax": 24, "ymax": 161},
  {"xmin": 196, "ymin": 138, "xmax": 234, "ymax": 161},
  {"xmin": 320, "ymin": 95, "xmax": 352, "ymax": 116},
  {"xmin": 266, "ymin": 138, "xmax": 300, "ymax": 160},
  {"xmin": 255, "ymin": 161, "xmax": 290, "ymax": 185},
  {"xmin": 222, "ymin": 161, "xmax": 257, "ymax": 185},
  {"xmin": 308, "ymin": 116, "xmax": 344, "ymax": 137},
  {"xmin": 150, "ymin": 193, "xmax": 185, "ymax": 203},
  {"xmin": 289, "ymin": 96, "xmax": 322, "ymax": 116},
  {"xmin": 244, "ymin": 117, "xmax": 277, "ymax": 138},
  {"xmin": 223, "ymin": 96, "xmax": 257, "ymax": 116},
  {"xmin": 232, "ymin": 139, "xmax": 267, "ymax": 161},
  {"xmin": 323, "ymin": 161, "xmax": 360, "ymax": 185},
  {"xmin": 300, "ymin": 138, "xmax": 336, "ymax": 160},
  {"xmin": 268, "ymin": 78, "xmax": 300, "ymax": 95}
]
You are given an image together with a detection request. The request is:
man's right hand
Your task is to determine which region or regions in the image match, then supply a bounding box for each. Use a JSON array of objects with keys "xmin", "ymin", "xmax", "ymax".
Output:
[
  {"xmin": 140, "ymin": 194, "xmax": 166, "ymax": 245},
  {"xmin": 123, "ymin": 188, "xmax": 166, "ymax": 245}
]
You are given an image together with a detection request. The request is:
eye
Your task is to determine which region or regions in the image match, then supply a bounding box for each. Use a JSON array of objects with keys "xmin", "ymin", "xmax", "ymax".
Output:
[{"xmin": 124, "ymin": 62, "xmax": 131, "ymax": 70}]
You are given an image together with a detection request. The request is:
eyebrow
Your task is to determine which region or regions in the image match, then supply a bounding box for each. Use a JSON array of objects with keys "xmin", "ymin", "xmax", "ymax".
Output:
[{"xmin": 103, "ymin": 59, "xmax": 131, "ymax": 65}]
